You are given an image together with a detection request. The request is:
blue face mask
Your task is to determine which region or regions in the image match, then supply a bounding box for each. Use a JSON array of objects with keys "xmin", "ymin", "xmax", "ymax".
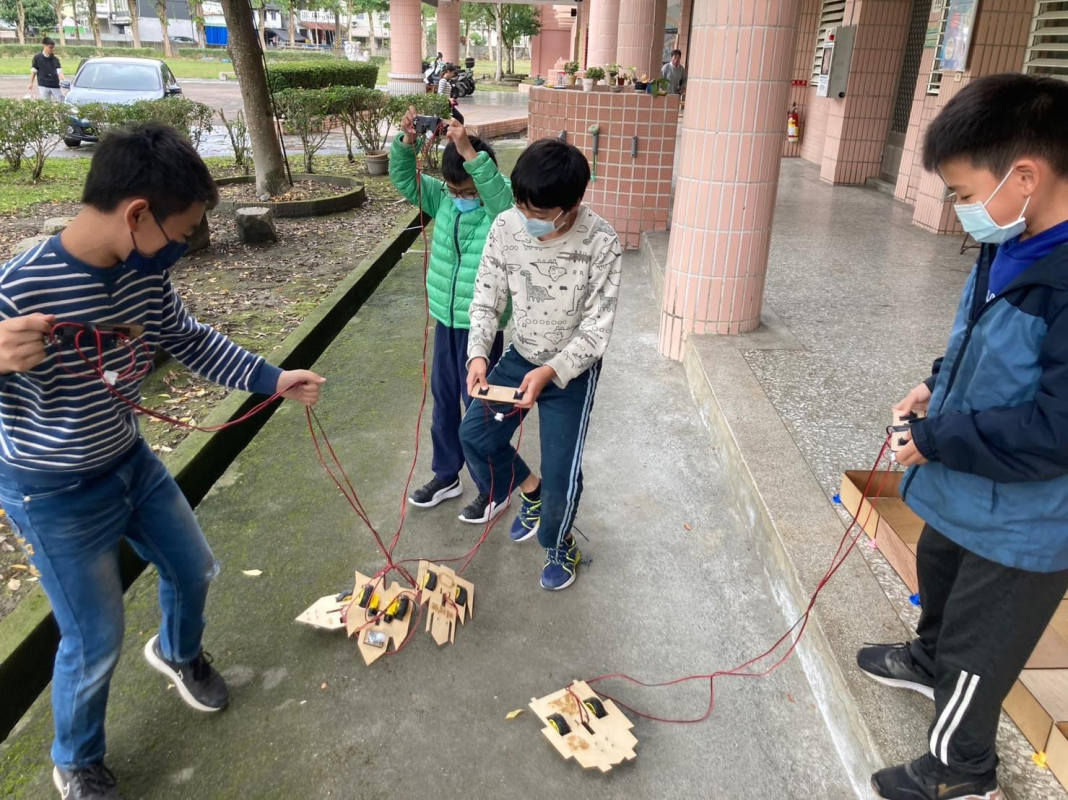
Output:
[
  {"xmin": 453, "ymin": 197, "xmax": 481, "ymax": 214},
  {"xmin": 125, "ymin": 217, "xmax": 189, "ymax": 274},
  {"xmin": 521, "ymin": 209, "xmax": 564, "ymax": 240},
  {"xmin": 953, "ymin": 168, "xmax": 1030, "ymax": 244}
]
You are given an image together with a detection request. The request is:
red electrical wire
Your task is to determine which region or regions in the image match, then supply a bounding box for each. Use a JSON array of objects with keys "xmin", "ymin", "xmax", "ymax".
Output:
[{"xmin": 581, "ymin": 436, "xmax": 898, "ymax": 724}]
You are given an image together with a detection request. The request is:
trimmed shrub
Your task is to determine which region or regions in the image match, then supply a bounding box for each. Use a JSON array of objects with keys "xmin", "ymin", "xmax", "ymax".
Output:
[
  {"xmin": 266, "ymin": 61, "xmax": 378, "ymax": 93},
  {"xmin": 274, "ymin": 88, "xmax": 335, "ymax": 173}
]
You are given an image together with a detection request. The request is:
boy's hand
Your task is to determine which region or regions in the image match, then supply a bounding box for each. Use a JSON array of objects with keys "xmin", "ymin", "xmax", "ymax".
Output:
[
  {"xmin": 277, "ymin": 369, "xmax": 326, "ymax": 406},
  {"xmin": 894, "ymin": 431, "xmax": 929, "ymax": 467},
  {"xmin": 0, "ymin": 314, "xmax": 56, "ymax": 375},
  {"xmin": 446, "ymin": 119, "xmax": 477, "ymax": 161},
  {"xmin": 893, "ymin": 382, "xmax": 932, "ymax": 418},
  {"xmin": 516, "ymin": 365, "xmax": 556, "ymax": 410},
  {"xmin": 400, "ymin": 105, "xmax": 419, "ymax": 145},
  {"xmin": 467, "ymin": 358, "xmax": 488, "ymax": 396}
]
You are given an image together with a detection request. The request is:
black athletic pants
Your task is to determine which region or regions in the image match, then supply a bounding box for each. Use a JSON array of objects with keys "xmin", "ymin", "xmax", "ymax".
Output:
[{"xmin": 908, "ymin": 525, "xmax": 1068, "ymax": 775}]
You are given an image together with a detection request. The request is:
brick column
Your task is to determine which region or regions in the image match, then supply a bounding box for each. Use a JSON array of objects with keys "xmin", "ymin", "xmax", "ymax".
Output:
[
  {"xmin": 675, "ymin": 0, "xmax": 692, "ymax": 62},
  {"xmin": 658, "ymin": 0, "xmax": 802, "ymax": 359},
  {"xmin": 587, "ymin": 0, "xmax": 620, "ymax": 70},
  {"xmin": 437, "ymin": 0, "xmax": 461, "ymax": 64},
  {"xmin": 387, "ymin": 0, "xmax": 425, "ymax": 94},
  {"xmin": 617, "ymin": 0, "xmax": 667, "ymax": 79}
]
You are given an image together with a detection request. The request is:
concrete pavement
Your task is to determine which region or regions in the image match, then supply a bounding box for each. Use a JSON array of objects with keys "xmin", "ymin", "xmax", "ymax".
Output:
[{"xmin": 0, "ymin": 249, "xmax": 856, "ymax": 798}]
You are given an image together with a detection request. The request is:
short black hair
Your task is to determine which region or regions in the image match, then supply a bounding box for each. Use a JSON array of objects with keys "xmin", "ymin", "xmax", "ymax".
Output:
[
  {"xmin": 82, "ymin": 122, "xmax": 218, "ymax": 221},
  {"xmin": 671, "ymin": 49, "xmax": 682, "ymax": 57},
  {"xmin": 442, "ymin": 136, "xmax": 497, "ymax": 185},
  {"xmin": 923, "ymin": 73, "xmax": 1068, "ymax": 177},
  {"xmin": 443, "ymin": 63, "xmax": 457, "ymax": 73},
  {"xmin": 42, "ymin": 37, "xmax": 55, "ymax": 46},
  {"xmin": 511, "ymin": 138, "xmax": 590, "ymax": 211}
]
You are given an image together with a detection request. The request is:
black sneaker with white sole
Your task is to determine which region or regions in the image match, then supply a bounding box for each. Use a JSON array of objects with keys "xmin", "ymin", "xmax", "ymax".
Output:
[
  {"xmin": 872, "ymin": 753, "xmax": 1003, "ymax": 800},
  {"xmin": 458, "ymin": 492, "xmax": 508, "ymax": 524},
  {"xmin": 857, "ymin": 642, "xmax": 935, "ymax": 700},
  {"xmin": 408, "ymin": 476, "xmax": 463, "ymax": 508},
  {"xmin": 144, "ymin": 634, "xmax": 229, "ymax": 712},
  {"xmin": 53, "ymin": 763, "xmax": 121, "ymax": 800}
]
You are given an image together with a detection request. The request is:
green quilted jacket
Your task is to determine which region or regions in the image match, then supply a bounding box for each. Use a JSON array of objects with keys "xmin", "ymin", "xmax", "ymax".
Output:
[{"xmin": 390, "ymin": 135, "xmax": 513, "ymax": 329}]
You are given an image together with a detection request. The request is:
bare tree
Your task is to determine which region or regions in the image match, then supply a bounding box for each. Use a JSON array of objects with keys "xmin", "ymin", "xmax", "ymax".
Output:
[
  {"xmin": 494, "ymin": 3, "xmax": 502, "ymax": 81},
  {"xmin": 219, "ymin": 0, "xmax": 289, "ymax": 197},
  {"xmin": 126, "ymin": 0, "xmax": 140, "ymax": 46},
  {"xmin": 155, "ymin": 0, "xmax": 173, "ymax": 57},
  {"xmin": 15, "ymin": 0, "xmax": 25, "ymax": 44}
]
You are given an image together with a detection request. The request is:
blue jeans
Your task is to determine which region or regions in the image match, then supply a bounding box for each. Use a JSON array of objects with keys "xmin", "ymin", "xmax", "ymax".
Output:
[{"xmin": 0, "ymin": 440, "xmax": 217, "ymax": 769}]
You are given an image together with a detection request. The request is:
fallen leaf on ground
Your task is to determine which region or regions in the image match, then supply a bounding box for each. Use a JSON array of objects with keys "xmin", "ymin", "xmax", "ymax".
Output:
[
  {"xmin": 10, "ymin": 564, "xmax": 28, "ymax": 571},
  {"xmin": 7, "ymin": 578, "xmax": 20, "ymax": 592},
  {"xmin": 242, "ymin": 569, "xmax": 263, "ymax": 577},
  {"xmin": 321, "ymin": 682, "xmax": 328, "ymax": 690},
  {"xmin": 683, "ymin": 523, "xmax": 692, "ymax": 531},
  {"xmin": 506, "ymin": 709, "xmax": 525, "ymax": 720}
]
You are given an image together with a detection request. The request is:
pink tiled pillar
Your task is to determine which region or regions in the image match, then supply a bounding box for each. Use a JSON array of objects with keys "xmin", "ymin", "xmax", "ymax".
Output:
[
  {"xmin": 658, "ymin": 0, "xmax": 802, "ymax": 359},
  {"xmin": 676, "ymin": 0, "xmax": 692, "ymax": 62},
  {"xmin": 437, "ymin": 0, "xmax": 461, "ymax": 64},
  {"xmin": 617, "ymin": 0, "xmax": 667, "ymax": 79},
  {"xmin": 587, "ymin": 0, "xmax": 620, "ymax": 70},
  {"xmin": 387, "ymin": 0, "xmax": 424, "ymax": 94}
]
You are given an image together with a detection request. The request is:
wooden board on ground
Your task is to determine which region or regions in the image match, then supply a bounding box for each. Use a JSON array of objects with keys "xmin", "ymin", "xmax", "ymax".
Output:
[
  {"xmin": 529, "ymin": 680, "xmax": 637, "ymax": 772},
  {"xmin": 416, "ymin": 561, "xmax": 474, "ymax": 646}
]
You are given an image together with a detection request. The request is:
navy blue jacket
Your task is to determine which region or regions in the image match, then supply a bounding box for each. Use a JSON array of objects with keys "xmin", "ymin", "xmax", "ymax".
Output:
[{"xmin": 902, "ymin": 241, "xmax": 1068, "ymax": 572}]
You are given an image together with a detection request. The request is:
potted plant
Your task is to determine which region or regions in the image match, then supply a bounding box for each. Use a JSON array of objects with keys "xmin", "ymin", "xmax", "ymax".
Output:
[
  {"xmin": 564, "ymin": 61, "xmax": 580, "ymax": 87},
  {"xmin": 652, "ymin": 76, "xmax": 670, "ymax": 96},
  {"xmin": 533, "ymin": 75, "xmax": 546, "ymax": 86},
  {"xmin": 606, "ymin": 62, "xmax": 620, "ymax": 81},
  {"xmin": 584, "ymin": 66, "xmax": 605, "ymax": 92},
  {"xmin": 331, "ymin": 86, "xmax": 395, "ymax": 176},
  {"xmin": 635, "ymin": 72, "xmax": 649, "ymax": 92}
]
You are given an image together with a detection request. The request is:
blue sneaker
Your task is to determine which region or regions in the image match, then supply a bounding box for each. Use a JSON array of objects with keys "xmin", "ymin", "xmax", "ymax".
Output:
[
  {"xmin": 540, "ymin": 536, "xmax": 581, "ymax": 591},
  {"xmin": 509, "ymin": 491, "xmax": 541, "ymax": 542}
]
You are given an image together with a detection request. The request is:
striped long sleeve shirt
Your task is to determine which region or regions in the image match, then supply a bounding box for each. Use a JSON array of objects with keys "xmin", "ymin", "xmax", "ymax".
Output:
[{"xmin": 0, "ymin": 236, "xmax": 282, "ymax": 487}]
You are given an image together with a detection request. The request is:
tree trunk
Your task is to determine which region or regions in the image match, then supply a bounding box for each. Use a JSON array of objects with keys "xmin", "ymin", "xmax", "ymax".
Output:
[
  {"xmin": 257, "ymin": 5, "xmax": 266, "ymax": 49},
  {"xmin": 288, "ymin": 2, "xmax": 296, "ymax": 48},
  {"xmin": 368, "ymin": 9, "xmax": 376, "ymax": 55},
  {"xmin": 88, "ymin": 0, "xmax": 102, "ymax": 46},
  {"xmin": 193, "ymin": 0, "xmax": 206, "ymax": 46},
  {"xmin": 220, "ymin": 0, "xmax": 289, "ymax": 197},
  {"xmin": 333, "ymin": 9, "xmax": 341, "ymax": 51},
  {"xmin": 127, "ymin": 0, "xmax": 140, "ymax": 46},
  {"xmin": 53, "ymin": 0, "xmax": 66, "ymax": 44},
  {"xmin": 15, "ymin": 0, "xmax": 25, "ymax": 44},
  {"xmin": 494, "ymin": 4, "xmax": 502, "ymax": 82},
  {"xmin": 156, "ymin": 0, "xmax": 173, "ymax": 56}
]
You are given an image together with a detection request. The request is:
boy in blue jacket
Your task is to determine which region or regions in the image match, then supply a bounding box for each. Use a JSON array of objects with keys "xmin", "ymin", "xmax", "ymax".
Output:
[{"xmin": 856, "ymin": 74, "xmax": 1068, "ymax": 800}]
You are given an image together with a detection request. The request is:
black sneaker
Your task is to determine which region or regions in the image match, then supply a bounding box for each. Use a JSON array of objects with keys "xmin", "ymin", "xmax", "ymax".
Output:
[
  {"xmin": 857, "ymin": 642, "xmax": 935, "ymax": 700},
  {"xmin": 144, "ymin": 634, "xmax": 229, "ymax": 713},
  {"xmin": 872, "ymin": 753, "xmax": 1002, "ymax": 799},
  {"xmin": 458, "ymin": 492, "xmax": 508, "ymax": 524},
  {"xmin": 408, "ymin": 476, "xmax": 463, "ymax": 508},
  {"xmin": 53, "ymin": 763, "xmax": 121, "ymax": 799}
]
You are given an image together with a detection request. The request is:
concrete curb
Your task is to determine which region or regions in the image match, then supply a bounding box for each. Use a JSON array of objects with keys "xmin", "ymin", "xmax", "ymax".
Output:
[
  {"xmin": 214, "ymin": 174, "xmax": 368, "ymax": 218},
  {"xmin": 641, "ymin": 233, "xmax": 930, "ymax": 798},
  {"xmin": 0, "ymin": 208, "xmax": 425, "ymax": 741}
]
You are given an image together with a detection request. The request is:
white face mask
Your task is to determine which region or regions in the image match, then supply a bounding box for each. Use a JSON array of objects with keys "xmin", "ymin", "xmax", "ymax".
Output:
[
  {"xmin": 952, "ymin": 167, "xmax": 1030, "ymax": 244},
  {"xmin": 521, "ymin": 208, "xmax": 565, "ymax": 239}
]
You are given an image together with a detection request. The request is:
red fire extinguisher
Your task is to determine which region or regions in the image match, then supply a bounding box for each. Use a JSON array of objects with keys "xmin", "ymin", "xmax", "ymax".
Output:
[{"xmin": 787, "ymin": 104, "xmax": 800, "ymax": 143}]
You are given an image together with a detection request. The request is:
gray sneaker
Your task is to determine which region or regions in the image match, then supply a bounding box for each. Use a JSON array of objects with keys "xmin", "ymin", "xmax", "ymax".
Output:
[
  {"xmin": 52, "ymin": 763, "xmax": 121, "ymax": 800},
  {"xmin": 144, "ymin": 634, "xmax": 229, "ymax": 712}
]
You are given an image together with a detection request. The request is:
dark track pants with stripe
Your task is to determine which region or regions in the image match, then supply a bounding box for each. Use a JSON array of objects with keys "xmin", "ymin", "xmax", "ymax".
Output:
[
  {"xmin": 459, "ymin": 347, "xmax": 601, "ymax": 549},
  {"xmin": 909, "ymin": 525, "xmax": 1068, "ymax": 775}
]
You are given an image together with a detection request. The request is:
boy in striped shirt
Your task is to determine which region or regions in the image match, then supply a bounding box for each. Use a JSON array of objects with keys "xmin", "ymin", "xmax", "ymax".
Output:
[{"xmin": 0, "ymin": 123, "xmax": 324, "ymax": 800}]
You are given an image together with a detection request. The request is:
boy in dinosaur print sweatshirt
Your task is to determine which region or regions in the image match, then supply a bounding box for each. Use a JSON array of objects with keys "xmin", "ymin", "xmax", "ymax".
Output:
[{"xmin": 459, "ymin": 138, "xmax": 622, "ymax": 591}]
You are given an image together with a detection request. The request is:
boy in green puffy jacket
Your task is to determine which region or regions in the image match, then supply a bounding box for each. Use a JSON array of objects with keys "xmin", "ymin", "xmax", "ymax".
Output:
[{"xmin": 390, "ymin": 107, "xmax": 511, "ymax": 521}]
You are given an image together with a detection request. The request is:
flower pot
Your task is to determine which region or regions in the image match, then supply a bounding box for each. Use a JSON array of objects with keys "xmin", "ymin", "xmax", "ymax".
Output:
[
  {"xmin": 365, "ymin": 150, "xmax": 389, "ymax": 176},
  {"xmin": 617, "ymin": 77, "xmax": 626, "ymax": 86},
  {"xmin": 611, "ymin": 84, "xmax": 622, "ymax": 93},
  {"xmin": 567, "ymin": 74, "xmax": 577, "ymax": 87},
  {"xmin": 634, "ymin": 81, "xmax": 647, "ymax": 91},
  {"xmin": 582, "ymin": 78, "xmax": 594, "ymax": 92}
]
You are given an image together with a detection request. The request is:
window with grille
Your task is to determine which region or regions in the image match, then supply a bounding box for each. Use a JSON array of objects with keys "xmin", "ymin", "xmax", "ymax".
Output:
[
  {"xmin": 1025, "ymin": 0, "xmax": 1068, "ymax": 82},
  {"xmin": 926, "ymin": 0, "xmax": 951, "ymax": 96},
  {"xmin": 810, "ymin": 0, "xmax": 848, "ymax": 82}
]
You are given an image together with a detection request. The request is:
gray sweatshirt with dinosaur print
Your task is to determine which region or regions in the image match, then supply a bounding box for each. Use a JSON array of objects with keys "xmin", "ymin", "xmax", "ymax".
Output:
[{"xmin": 467, "ymin": 206, "xmax": 623, "ymax": 389}]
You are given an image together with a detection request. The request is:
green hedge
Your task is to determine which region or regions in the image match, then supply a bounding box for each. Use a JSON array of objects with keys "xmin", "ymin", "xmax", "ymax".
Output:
[
  {"xmin": 0, "ymin": 44, "xmax": 163, "ymax": 60},
  {"xmin": 266, "ymin": 61, "xmax": 378, "ymax": 92}
]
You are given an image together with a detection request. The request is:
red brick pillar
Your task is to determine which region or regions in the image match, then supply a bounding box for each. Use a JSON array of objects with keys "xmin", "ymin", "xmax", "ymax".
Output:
[
  {"xmin": 387, "ymin": 0, "xmax": 425, "ymax": 94},
  {"xmin": 587, "ymin": 0, "xmax": 621, "ymax": 70},
  {"xmin": 617, "ymin": 0, "xmax": 667, "ymax": 80},
  {"xmin": 437, "ymin": 0, "xmax": 461, "ymax": 65}
]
